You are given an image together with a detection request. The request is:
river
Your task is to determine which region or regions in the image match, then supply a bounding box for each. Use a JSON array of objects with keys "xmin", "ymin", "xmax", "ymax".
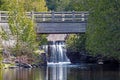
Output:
[
  {"xmin": 1, "ymin": 37, "xmax": 119, "ymax": 80},
  {"xmin": 0, "ymin": 63, "xmax": 120, "ymax": 80}
]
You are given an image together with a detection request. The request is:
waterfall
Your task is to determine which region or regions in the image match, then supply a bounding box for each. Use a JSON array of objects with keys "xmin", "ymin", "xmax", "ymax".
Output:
[{"xmin": 47, "ymin": 41, "xmax": 70, "ymax": 64}]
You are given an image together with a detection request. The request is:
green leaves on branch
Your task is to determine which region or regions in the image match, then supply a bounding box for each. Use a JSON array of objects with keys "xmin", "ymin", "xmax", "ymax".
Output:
[
  {"xmin": 0, "ymin": 0, "xmax": 48, "ymax": 56},
  {"xmin": 0, "ymin": 0, "xmax": 48, "ymax": 11},
  {"xmin": 7, "ymin": 0, "xmax": 38, "ymax": 56},
  {"xmin": 86, "ymin": 0, "xmax": 120, "ymax": 59},
  {"xmin": 66, "ymin": 34, "xmax": 86, "ymax": 52}
]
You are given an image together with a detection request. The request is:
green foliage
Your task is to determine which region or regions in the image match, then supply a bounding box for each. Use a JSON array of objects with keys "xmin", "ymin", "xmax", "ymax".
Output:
[
  {"xmin": 46, "ymin": 0, "xmax": 70, "ymax": 11},
  {"xmin": 0, "ymin": 0, "xmax": 9, "ymax": 10},
  {"xmin": 0, "ymin": 0, "xmax": 48, "ymax": 57},
  {"xmin": 46, "ymin": 0, "xmax": 59, "ymax": 11},
  {"xmin": 66, "ymin": 34, "xmax": 86, "ymax": 52},
  {"xmin": 0, "ymin": 0, "xmax": 48, "ymax": 11},
  {"xmin": 0, "ymin": 54, "xmax": 3, "ymax": 68},
  {"xmin": 37, "ymin": 34, "xmax": 48, "ymax": 45},
  {"xmin": 23, "ymin": 0, "xmax": 48, "ymax": 11},
  {"xmin": 46, "ymin": 0, "xmax": 87, "ymax": 11},
  {"xmin": 56, "ymin": 0, "xmax": 70, "ymax": 11},
  {"xmin": 6, "ymin": 0, "xmax": 37, "ymax": 56},
  {"xmin": 86, "ymin": 0, "xmax": 120, "ymax": 59},
  {"xmin": 65, "ymin": 0, "xmax": 87, "ymax": 11}
]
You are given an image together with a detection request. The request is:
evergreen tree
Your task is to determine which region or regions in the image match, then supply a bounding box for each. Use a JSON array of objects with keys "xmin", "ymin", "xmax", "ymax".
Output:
[
  {"xmin": 86, "ymin": 0, "xmax": 120, "ymax": 59},
  {"xmin": 46, "ymin": 0, "xmax": 59, "ymax": 11},
  {"xmin": 56, "ymin": 0, "xmax": 70, "ymax": 11},
  {"xmin": 65, "ymin": 0, "xmax": 87, "ymax": 11},
  {"xmin": 46, "ymin": 0, "xmax": 70, "ymax": 11}
]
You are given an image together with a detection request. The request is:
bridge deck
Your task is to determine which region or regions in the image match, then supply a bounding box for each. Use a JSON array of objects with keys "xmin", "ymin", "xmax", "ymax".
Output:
[{"xmin": 0, "ymin": 11, "xmax": 88, "ymax": 34}]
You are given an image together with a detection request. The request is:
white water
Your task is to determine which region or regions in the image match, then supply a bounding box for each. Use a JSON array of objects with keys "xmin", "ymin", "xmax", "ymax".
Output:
[
  {"xmin": 48, "ymin": 41, "xmax": 70, "ymax": 64},
  {"xmin": 47, "ymin": 62, "xmax": 71, "ymax": 65}
]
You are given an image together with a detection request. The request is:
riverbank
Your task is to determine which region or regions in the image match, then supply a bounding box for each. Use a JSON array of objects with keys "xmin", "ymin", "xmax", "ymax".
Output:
[
  {"xmin": 66, "ymin": 51, "xmax": 120, "ymax": 66},
  {"xmin": 1, "ymin": 51, "xmax": 47, "ymax": 69}
]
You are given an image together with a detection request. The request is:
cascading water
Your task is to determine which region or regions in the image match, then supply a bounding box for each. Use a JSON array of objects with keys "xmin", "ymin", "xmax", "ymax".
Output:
[{"xmin": 47, "ymin": 41, "xmax": 70, "ymax": 64}]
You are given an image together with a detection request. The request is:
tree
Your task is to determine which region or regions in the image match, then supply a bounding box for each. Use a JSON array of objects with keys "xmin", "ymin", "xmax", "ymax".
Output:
[
  {"xmin": 0, "ymin": 0, "xmax": 48, "ymax": 11},
  {"xmin": 56, "ymin": 0, "xmax": 70, "ymax": 11},
  {"xmin": 66, "ymin": 34, "xmax": 86, "ymax": 53},
  {"xmin": 65, "ymin": 0, "xmax": 87, "ymax": 11},
  {"xmin": 86, "ymin": 0, "xmax": 120, "ymax": 59},
  {"xmin": 23, "ymin": 0, "xmax": 48, "ymax": 11},
  {"xmin": 46, "ymin": 0, "xmax": 70, "ymax": 11},
  {"xmin": 46, "ymin": 0, "xmax": 59, "ymax": 11},
  {"xmin": 0, "ymin": 0, "xmax": 9, "ymax": 10},
  {"xmin": 0, "ymin": 0, "xmax": 48, "ymax": 56}
]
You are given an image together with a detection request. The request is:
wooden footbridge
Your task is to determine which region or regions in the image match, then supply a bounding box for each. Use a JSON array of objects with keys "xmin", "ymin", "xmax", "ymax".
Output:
[{"xmin": 0, "ymin": 11, "xmax": 88, "ymax": 34}]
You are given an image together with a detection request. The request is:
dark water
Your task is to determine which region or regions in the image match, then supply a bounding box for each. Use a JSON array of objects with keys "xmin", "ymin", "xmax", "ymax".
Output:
[{"xmin": 0, "ymin": 64, "xmax": 120, "ymax": 80}]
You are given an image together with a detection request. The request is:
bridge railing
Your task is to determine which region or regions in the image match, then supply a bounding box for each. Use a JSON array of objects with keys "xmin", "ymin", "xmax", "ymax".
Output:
[
  {"xmin": 0, "ymin": 11, "xmax": 89, "ymax": 23},
  {"xmin": 0, "ymin": 11, "xmax": 8, "ymax": 22}
]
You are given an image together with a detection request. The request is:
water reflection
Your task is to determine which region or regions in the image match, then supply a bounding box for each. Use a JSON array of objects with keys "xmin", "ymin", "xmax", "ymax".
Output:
[
  {"xmin": 0, "ymin": 64, "xmax": 120, "ymax": 80},
  {"xmin": 47, "ymin": 64, "xmax": 68, "ymax": 80},
  {"xmin": 1, "ymin": 67, "xmax": 46, "ymax": 80},
  {"xmin": 67, "ymin": 64, "xmax": 120, "ymax": 80}
]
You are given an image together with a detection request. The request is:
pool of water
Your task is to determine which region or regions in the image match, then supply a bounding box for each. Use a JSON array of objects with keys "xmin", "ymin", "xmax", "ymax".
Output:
[{"xmin": 0, "ymin": 64, "xmax": 120, "ymax": 80}]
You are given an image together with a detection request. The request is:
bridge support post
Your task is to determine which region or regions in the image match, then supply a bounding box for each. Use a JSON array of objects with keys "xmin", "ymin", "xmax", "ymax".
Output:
[
  {"xmin": 52, "ymin": 11, "xmax": 55, "ymax": 22},
  {"xmin": 42, "ymin": 14, "xmax": 45, "ymax": 21},
  {"xmin": 62, "ymin": 12, "xmax": 65, "ymax": 21},
  {"xmin": 72, "ymin": 11, "xmax": 75, "ymax": 22}
]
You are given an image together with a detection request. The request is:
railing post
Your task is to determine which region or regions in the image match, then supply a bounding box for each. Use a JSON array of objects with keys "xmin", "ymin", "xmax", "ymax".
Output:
[
  {"xmin": 72, "ymin": 11, "xmax": 75, "ymax": 22},
  {"xmin": 31, "ymin": 11, "xmax": 34, "ymax": 21},
  {"xmin": 52, "ymin": 11, "xmax": 55, "ymax": 22},
  {"xmin": 81, "ymin": 12, "xmax": 85, "ymax": 21},
  {"xmin": 42, "ymin": 13, "xmax": 45, "ymax": 21},
  {"xmin": 62, "ymin": 12, "xmax": 65, "ymax": 21}
]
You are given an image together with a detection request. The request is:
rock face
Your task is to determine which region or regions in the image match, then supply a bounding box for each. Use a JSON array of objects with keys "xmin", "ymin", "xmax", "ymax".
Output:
[
  {"xmin": 66, "ymin": 52, "xmax": 97, "ymax": 64},
  {"xmin": 39, "ymin": 53, "xmax": 47, "ymax": 66},
  {"xmin": 16, "ymin": 63, "xmax": 32, "ymax": 68},
  {"xmin": 14, "ymin": 53, "xmax": 47, "ymax": 68}
]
